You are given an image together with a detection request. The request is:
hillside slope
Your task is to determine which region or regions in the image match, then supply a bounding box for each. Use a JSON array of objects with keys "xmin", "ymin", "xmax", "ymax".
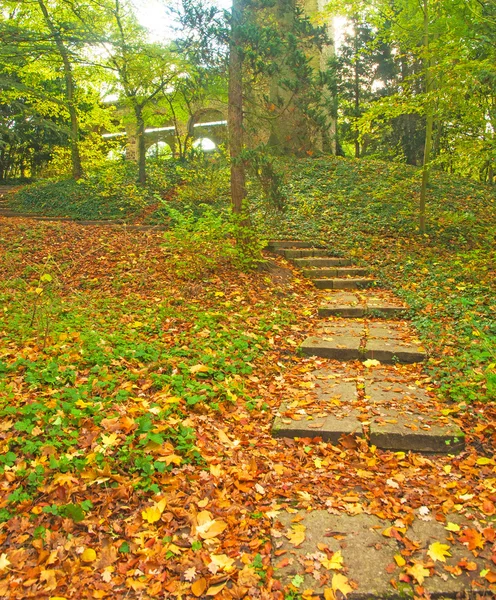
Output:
[{"xmin": 258, "ymin": 157, "xmax": 495, "ymax": 404}]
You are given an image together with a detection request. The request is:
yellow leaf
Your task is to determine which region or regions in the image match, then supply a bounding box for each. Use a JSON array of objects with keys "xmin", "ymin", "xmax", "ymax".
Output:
[
  {"xmin": 445, "ymin": 522, "xmax": 461, "ymax": 532},
  {"xmin": 477, "ymin": 457, "xmax": 493, "ymax": 466},
  {"xmin": 427, "ymin": 541, "xmax": 451, "ymax": 563},
  {"xmin": 314, "ymin": 458, "xmax": 322, "ymax": 468},
  {"xmin": 142, "ymin": 506, "xmax": 162, "ymax": 524},
  {"xmin": 332, "ymin": 573, "xmax": 353, "ymax": 597},
  {"xmin": 443, "ymin": 465, "xmax": 452, "ymax": 474},
  {"xmin": 394, "ymin": 554, "xmax": 406, "ymax": 567},
  {"xmin": 190, "ymin": 364, "xmax": 210, "ymax": 374},
  {"xmin": 163, "ymin": 454, "xmax": 182, "ymax": 466},
  {"xmin": 406, "ymin": 563, "xmax": 430, "ymax": 584},
  {"xmin": 209, "ymin": 554, "xmax": 235, "ymax": 572},
  {"xmin": 0, "ymin": 553, "xmax": 10, "ymax": 571},
  {"xmin": 286, "ymin": 524, "xmax": 306, "ymax": 547},
  {"xmin": 100, "ymin": 433, "xmax": 118, "ymax": 448},
  {"xmin": 324, "ymin": 590, "xmax": 336, "ymax": 600},
  {"xmin": 210, "ymin": 464, "xmax": 223, "ymax": 477},
  {"xmin": 206, "ymin": 580, "xmax": 228, "ymax": 595},
  {"xmin": 50, "ymin": 597, "xmax": 68, "ymax": 600},
  {"xmin": 81, "ymin": 548, "xmax": 97, "ymax": 563},
  {"xmin": 191, "ymin": 577, "xmax": 207, "ymax": 597},
  {"xmin": 196, "ymin": 511, "xmax": 228, "ymax": 539},
  {"xmin": 363, "ymin": 359, "xmax": 381, "ymax": 368},
  {"xmin": 322, "ymin": 550, "xmax": 344, "ymax": 571}
]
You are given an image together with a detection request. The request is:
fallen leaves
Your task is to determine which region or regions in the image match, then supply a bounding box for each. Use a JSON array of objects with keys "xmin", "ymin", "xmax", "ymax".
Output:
[
  {"xmin": 195, "ymin": 511, "xmax": 228, "ymax": 540},
  {"xmin": 427, "ymin": 542, "xmax": 451, "ymax": 562},
  {"xmin": 286, "ymin": 523, "xmax": 306, "ymax": 547},
  {"xmin": 141, "ymin": 498, "xmax": 167, "ymax": 524},
  {"xmin": 80, "ymin": 548, "xmax": 97, "ymax": 563},
  {"xmin": 406, "ymin": 563, "xmax": 430, "ymax": 585},
  {"xmin": 0, "ymin": 554, "xmax": 10, "ymax": 571},
  {"xmin": 459, "ymin": 528, "xmax": 485, "ymax": 551},
  {"xmin": 1, "ymin": 218, "xmax": 496, "ymax": 600}
]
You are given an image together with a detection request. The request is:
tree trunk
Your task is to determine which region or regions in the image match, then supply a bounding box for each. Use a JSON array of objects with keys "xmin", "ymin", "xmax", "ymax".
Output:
[
  {"xmin": 135, "ymin": 106, "xmax": 146, "ymax": 185},
  {"xmin": 228, "ymin": 0, "xmax": 247, "ymax": 216},
  {"xmin": 419, "ymin": 0, "xmax": 433, "ymax": 234},
  {"xmin": 354, "ymin": 21, "xmax": 360, "ymax": 159},
  {"xmin": 37, "ymin": 0, "xmax": 83, "ymax": 180}
]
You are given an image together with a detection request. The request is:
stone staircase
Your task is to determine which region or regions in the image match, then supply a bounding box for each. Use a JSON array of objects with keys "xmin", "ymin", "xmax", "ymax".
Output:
[
  {"xmin": 267, "ymin": 240, "xmax": 464, "ymax": 454},
  {"xmin": 265, "ymin": 241, "xmax": 485, "ymax": 599}
]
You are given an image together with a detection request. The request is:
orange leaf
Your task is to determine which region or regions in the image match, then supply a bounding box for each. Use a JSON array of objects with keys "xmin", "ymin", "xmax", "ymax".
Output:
[
  {"xmin": 191, "ymin": 578, "xmax": 207, "ymax": 597},
  {"xmin": 459, "ymin": 528, "xmax": 484, "ymax": 551}
]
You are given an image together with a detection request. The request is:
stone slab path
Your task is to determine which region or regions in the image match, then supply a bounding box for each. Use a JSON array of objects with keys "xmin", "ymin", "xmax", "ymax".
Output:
[
  {"xmin": 267, "ymin": 240, "xmax": 477, "ymax": 598},
  {"xmin": 268, "ymin": 240, "xmax": 462, "ymax": 453},
  {"xmin": 272, "ymin": 510, "xmax": 494, "ymax": 599}
]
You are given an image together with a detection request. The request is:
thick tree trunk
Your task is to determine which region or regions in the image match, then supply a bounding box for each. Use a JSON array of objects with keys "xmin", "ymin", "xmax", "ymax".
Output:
[
  {"xmin": 228, "ymin": 0, "xmax": 247, "ymax": 215},
  {"xmin": 37, "ymin": 0, "xmax": 83, "ymax": 180}
]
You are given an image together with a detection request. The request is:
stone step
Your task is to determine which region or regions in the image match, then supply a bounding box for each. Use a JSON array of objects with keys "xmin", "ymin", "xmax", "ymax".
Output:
[
  {"xmin": 294, "ymin": 257, "xmax": 352, "ymax": 267},
  {"xmin": 279, "ymin": 248, "xmax": 331, "ymax": 259},
  {"xmin": 365, "ymin": 322, "xmax": 426, "ymax": 364},
  {"xmin": 301, "ymin": 322, "xmax": 426, "ymax": 364},
  {"xmin": 272, "ymin": 511, "xmax": 485, "ymax": 598},
  {"xmin": 312, "ymin": 278, "xmax": 377, "ymax": 290},
  {"xmin": 267, "ymin": 240, "xmax": 317, "ymax": 250},
  {"xmin": 272, "ymin": 366, "xmax": 464, "ymax": 452},
  {"xmin": 303, "ymin": 267, "xmax": 368, "ymax": 278},
  {"xmin": 301, "ymin": 335, "xmax": 362, "ymax": 360},
  {"xmin": 318, "ymin": 305, "xmax": 408, "ymax": 318},
  {"xmin": 273, "ymin": 378, "xmax": 361, "ymax": 443}
]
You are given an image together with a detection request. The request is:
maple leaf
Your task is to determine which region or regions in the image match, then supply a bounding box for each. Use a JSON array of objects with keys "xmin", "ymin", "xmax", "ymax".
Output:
[
  {"xmin": 427, "ymin": 542, "xmax": 451, "ymax": 562},
  {"xmin": 238, "ymin": 565, "xmax": 260, "ymax": 587},
  {"xmin": 406, "ymin": 563, "xmax": 430, "ymax": 584},
  {"xmin": 184, "ymin": 567, "xmax": 197, "ymax": 582},
  {"xmin": 332, "ymin": 573, "xmax": 353, "ymax": 597},
  {"xmin": 142, "ymin": 506, "xmax": 161, "ymax": 523},
  {"xmin": 142, "ymin": 498, "xmax": 167, "ymax": 524},
  {"xmin": 101, "ymin": 566, "xmax": 114, "ymax": 583},
  {"xmin": 40, "ymin": 569, "xmax": 58, "ymax": 591},
  {"xmin": 459, "ymin": 528, "xmax": 484, "ymax": 551},
  {"xmin": 445, "ymin": 522, "xmax": 460, "ymax": 532},
  {"xmin": 52, "ymin": 473, "xmax": 79, "ymax": 488},
  {"xmin": 286, "ymin": 523, "xmax": 306, "ymax": 547},
  {"xmin": 321, "ymin": 550, "xmax": 344, "ymax": 571}
]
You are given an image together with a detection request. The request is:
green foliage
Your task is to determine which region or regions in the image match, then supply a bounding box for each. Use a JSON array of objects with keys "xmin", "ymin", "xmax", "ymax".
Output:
[
  {"xmin": 173, "ymin": 154, "xmax": 230, "ymax": 207},
  {"xmin": 162, "ymin": 205, "xmax": 266, "ymax": 278},
  {"xmin": 10, "ymin": 163, "xmax": 151, "ymax": 220}
]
